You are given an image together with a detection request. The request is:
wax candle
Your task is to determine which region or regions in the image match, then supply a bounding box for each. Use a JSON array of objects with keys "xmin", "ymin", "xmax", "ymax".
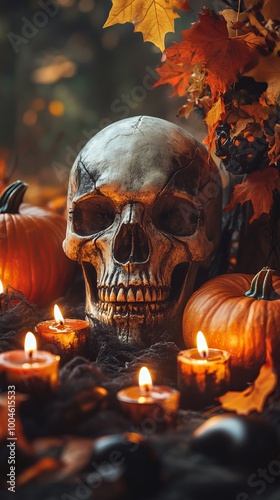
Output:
[
  {"xmin": 0, "ymin": 332, "xmax": 60, "ymax": 395},
  {"xmin": 36, "ymin": 304, "xmax": 89, "ymax": 360},
  {"xmin": 177, "ymin": 331, "xmax": 230, "ymax": 410},
  {"xmin": 117, "ymin": 366, "xmax": 180, "ymax": 426}
]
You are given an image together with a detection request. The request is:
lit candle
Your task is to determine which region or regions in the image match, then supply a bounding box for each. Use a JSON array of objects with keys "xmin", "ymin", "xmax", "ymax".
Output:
[
  {"xmin": 177, "ymin": 331, "xmax": 230, "ymax": 410},
  {"xmin": 117, "ymin": 366, "xmax": 180, "ymax": 426},
  {"xmin": 35, "ymin": 304, "xmax": 89, "ymax": 360},
  {"xmin": 0, "ymin": 332, "xmax": 60, "ymax": 395}
]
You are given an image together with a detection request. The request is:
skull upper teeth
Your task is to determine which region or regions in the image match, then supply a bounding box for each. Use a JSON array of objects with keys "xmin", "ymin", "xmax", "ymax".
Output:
[{"xmin": 97, "ymin": 286, "xmax": 169, "ymax": 303}]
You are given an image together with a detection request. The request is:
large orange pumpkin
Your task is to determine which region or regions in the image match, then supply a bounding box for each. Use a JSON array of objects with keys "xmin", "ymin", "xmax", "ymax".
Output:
[
  {"xmin": 0, "ymin": 180, "xmax": 75, "ymax": 306},
  {"xmin": 182, "ymin": 267, "xmax": 280, "ymax": 389}
]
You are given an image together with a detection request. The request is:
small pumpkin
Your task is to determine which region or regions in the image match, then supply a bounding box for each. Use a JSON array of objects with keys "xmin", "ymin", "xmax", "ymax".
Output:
[
  {"xmin": 0, "ymin": 180, "xmax": 75, "ymax": 306},
  {"xmin": 182, "ymin": 267, "xmax": 280, "ymax": 389}
]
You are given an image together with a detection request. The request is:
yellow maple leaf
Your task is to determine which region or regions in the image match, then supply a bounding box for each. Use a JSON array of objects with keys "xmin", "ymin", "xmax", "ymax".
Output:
[
  {"xmin": 103, "ymin": 0, "xmax": 189, "ymax": 51},
  {"xmin": 219, "ymin": 339, "xmax": 277, "ymax": 415}
]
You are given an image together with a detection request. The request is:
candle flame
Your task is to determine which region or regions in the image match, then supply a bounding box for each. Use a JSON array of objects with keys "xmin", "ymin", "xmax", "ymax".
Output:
[
  {"xmin": 54, "ymin": 304, "xmax": 64, "ymax": 325},
  {"xmin": 197, "ymin": 331, "xmax": 209, "ymax": 359},
  {"xmin": 139, "ymin": 366, "xmax": 153, "ymax": 392},
  {"xmin": 0, "ymin": 280, "xmax": 3, "ymax": 294},
  {"xmin": 24, "ymin": 331, "xmax": 37, "ymax": 360}
]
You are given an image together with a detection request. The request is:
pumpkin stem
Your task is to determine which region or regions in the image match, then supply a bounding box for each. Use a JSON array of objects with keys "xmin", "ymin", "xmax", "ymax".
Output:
[
  {"xmin": 0, "ymin": 180, "xmax": 28, "ymax": 214},
  {"xmin": 245, "ymin": 267, "xmax": 280, "ymax": 300}
]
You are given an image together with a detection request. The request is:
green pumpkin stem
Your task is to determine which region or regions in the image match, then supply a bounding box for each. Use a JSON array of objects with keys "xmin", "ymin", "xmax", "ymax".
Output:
[
  {"xmin": 0, "ymin": 180, "xmax": 28, "ymax": 214},
  {"xmin": 245, "ymin": 267, "xmax": 280, "ymax": 300}
]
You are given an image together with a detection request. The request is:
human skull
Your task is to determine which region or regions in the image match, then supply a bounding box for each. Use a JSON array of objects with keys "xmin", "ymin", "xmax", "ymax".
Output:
[{"xmin": 63, "ymin": 116, "xmax": 222, "ymax": 345}]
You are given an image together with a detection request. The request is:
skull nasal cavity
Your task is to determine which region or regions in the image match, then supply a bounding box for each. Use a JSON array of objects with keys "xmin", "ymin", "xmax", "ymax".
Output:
[{"xmin": 114, "ymin": 223, "xmax": 149, "ymax": 264}]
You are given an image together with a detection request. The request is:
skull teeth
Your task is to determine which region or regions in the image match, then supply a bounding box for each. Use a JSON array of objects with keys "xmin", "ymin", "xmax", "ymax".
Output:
[
  {"xmin": 98, "ymin": 301, "xmax": 167, "ymax": 315},
  {"xmin": 97, "ymin": 286, "xmax": 169, "ymax": 303}
]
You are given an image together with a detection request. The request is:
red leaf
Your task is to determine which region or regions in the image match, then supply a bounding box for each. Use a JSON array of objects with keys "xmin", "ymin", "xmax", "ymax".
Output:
[
  {"xmin": 224, "ymin": 167, "xmax": 279, "ymax": 223},
  {"xmin": 155, "ymin": 9, "xmax": 264, "ymax": 101},
  {"xmin": 181, "ymin": 10, "xmax": 263, "ymax": 97},
  {"xmin": 174, "ymin": 0, "xmax": 191, "ymax": 10},
  {"xmin": 154, "ymin": 58, "xmax": 191, "ymax": 96}
]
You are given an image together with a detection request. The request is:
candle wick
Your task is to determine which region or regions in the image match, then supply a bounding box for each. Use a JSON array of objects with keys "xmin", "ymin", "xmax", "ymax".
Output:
[
  {"xmin": 29, "ymin": 350, "xmax": 33, "ymax": 361},
  {"xmin": 144, "ymin": 384, "xmax": 150, "ymax": 393},
  {"xmin": 59, "ymin": 320, "xmax": 63, "ymax": 326},
  {"xmin": 202, "ymin": 350, "xmax": 207, "ymax": 359}
]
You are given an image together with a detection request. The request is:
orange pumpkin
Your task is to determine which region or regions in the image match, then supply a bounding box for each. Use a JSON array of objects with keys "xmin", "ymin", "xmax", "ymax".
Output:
[
  {"xmin": 0, "ymin": 180, "xmax": 75, "ymax": 306},
  {"xmin": 182, "ymin": 267, "xmax": 280, "ymax": 389}
]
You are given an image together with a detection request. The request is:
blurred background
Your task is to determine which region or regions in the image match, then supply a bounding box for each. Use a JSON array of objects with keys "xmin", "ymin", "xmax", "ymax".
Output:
[{"xmin": 0, "ymin": 0, "xmax": 225, "ymax": 206}]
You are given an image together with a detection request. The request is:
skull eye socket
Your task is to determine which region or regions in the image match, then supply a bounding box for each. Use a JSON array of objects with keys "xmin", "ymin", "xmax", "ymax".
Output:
[
  {"xmin": 73, "ymin": 196, "xmax": 115, "ymax": 235},
  {"xmin": 152, "ymin": 197, "xmax": 198, "ymax": 236}
]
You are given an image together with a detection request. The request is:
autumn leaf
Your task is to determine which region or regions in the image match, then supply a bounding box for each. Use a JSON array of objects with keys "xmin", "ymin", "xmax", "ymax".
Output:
[
  {"xmin": 205, "ymin": 98, "xmax": 225, "ymax": 130},
  {"xmin": 103, "ymin": 0, "xmax": 190, "ymax": 51},
  {"xmin": 245, "ymin": 44, "xmax": 280, "ymax": 104},
  {"xmin": 220, "ymin": 9, "xmax": 250, "ymax": 37},
  {"xmin": 225, "ymin": 167, "xmax": 279, "ymax": 223},
  {"xmin": 156, "ymin": 9, "xmax": 264, "ymax": 100},
  {"xmin": 154, "ymin": 58, "xmax": 191, "ymax": 96},
  {"xmin": 219, "ymin": 339, "xmax": 277, "ymax": 415},
  {"xmin": 204, "ymin": 98, "xmax": 225, "ymax": 149},
  {"xmin": 268, "ymin": 123, "xmax": 280, "ymax": 165},
  {"xmin": 181, "ymin": 10, "xmax": 263, "ymax": 97},
  {"xmin": 261, "ymin": 0, "xmax": 280, "ymax": 22}
]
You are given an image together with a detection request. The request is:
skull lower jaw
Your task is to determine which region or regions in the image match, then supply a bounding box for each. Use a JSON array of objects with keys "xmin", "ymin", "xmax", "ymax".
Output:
[
  {"xmin": 87, "ymin": 300, "xmax": 173, "ymax": 344},
  {"xmin": 85, "ymin": 262, "xmax": 197, "ymax": 345}
]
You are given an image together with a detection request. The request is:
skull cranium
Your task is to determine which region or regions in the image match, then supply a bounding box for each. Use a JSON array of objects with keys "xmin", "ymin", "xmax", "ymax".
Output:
[{"xmin": 63, "ymin": 116, "xmax": 222, "ymax": 345}]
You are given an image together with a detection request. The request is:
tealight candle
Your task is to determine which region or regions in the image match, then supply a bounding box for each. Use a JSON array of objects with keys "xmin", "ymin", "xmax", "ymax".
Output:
[
  {"xmin": 177, "ymin": 331, "xmax": 230, "ymax": 410},
  {"xmin": 0, "ymin": 332, "xmax": 60, "ymax": 395},
  {"xmin": 36, "ymin": 304, "xmax": 89, "ymax": 360},
  {"xmin": 117, "ymin": 366, "xmax": 180, "ymax": 426}
]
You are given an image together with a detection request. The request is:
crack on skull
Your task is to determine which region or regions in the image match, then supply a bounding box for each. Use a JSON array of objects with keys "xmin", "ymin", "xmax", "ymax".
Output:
[
  {"xmin": 78, "ymin": 158, "xmax": 101, "ymax": 192},
  {"xmin": 155, "ymin": 145, "xmax": 199, "ymax": 200},
  {"xmin": 132, "ymin": 116, "xmax": 145, "ymax": 137}
]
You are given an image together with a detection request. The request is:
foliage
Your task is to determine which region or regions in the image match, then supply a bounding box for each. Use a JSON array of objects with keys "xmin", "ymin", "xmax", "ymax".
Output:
[
  {"xmin": 219, "ymin": 339, "xmax": 277, "ymax": 415},
  {"xmin": 104, "ymin": 0, "xmax": 280, "ymax": 222}
]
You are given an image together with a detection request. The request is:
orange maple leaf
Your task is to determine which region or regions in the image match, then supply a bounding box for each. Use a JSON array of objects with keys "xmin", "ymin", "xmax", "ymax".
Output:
[
  {"xmin": 225, "ymin": 167, "xmax": 279, "ymax": 223},
  {"xmin": 219, "ymin": 339, "xmax": 277, "ymax": 415},
  {"xmin": 181, "ymin": 10, "xmax": 264, "ymax": 97},
  {"xmin": 154, "ymin": 58, "xmax": 191, "ymax": 96},
  {"xmin": 156, "ymin": 9, "xmax": 264, "ymax": 100},
  {"xmin": 103, "ymin": 0, "xmax": 190, "ymax": 52}
]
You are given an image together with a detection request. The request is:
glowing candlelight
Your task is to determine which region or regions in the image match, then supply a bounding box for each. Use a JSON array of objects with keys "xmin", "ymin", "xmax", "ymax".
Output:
[
  {"xmin": 177, "ymin": 331, "xmax": 230, "ymax": 410},
  {"xmin": 54, "ymin": 304, "xmax": 64, "ymax": 325},
  {"xmin": 0, "ymin": 332, "xmax": 60, "ymax": 394},
  {"xmin": 0, "ymin": 280, "xmax": 3, "ymax": 294},
  {"xmin": 197, "ymin": 331, "xmax": 209, "ymax": 359},
  {"xmin": 36, "ymin": 305, "xmax": 89, "ymax": 360},
  {"xmin": 117, "ymin": 366, "xmax": 180, "ymax": 426},
  {"xmin": 139, "ymin": 366, "xmax": 153, "ymax": 393},
  {"xmin": 24, "ymin": 331, "xmax": 37, "ymax": 361}
]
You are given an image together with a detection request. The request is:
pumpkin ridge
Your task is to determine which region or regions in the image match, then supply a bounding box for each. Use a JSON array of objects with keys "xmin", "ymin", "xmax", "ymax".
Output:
[{"xmin": 27, "ymin": 214, "xmax": 52, "ymax": 302}]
